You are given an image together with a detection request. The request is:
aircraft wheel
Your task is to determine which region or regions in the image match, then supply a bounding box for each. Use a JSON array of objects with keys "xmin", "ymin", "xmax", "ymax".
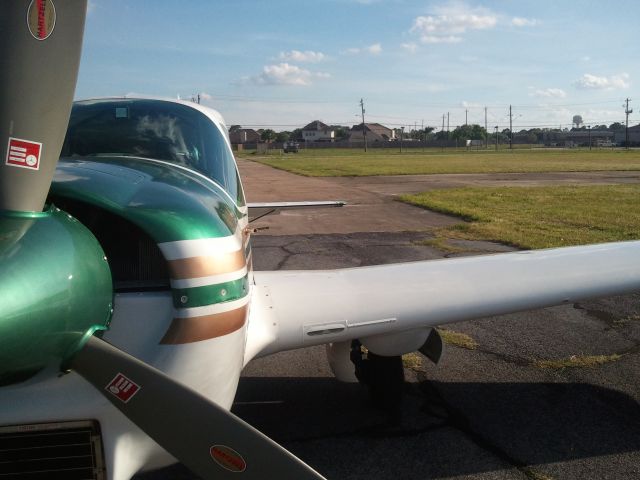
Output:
[{"xmin": 351, "ymin": 341, "xmax": 405, "ymax": 415}]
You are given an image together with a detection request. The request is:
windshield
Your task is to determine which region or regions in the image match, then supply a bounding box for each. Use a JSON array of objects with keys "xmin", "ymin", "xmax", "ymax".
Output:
[{"xmin": 62, "ymin": 99, "xmax": 244, "ymax": 206}]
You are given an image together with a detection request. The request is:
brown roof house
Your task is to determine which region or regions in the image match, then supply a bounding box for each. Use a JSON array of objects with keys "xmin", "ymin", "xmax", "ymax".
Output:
[
  {"xmin": 349, "ymin": 123, "xmax": 396, "ymax": 143},
  {"xmin": 302, "ymin": 120, "xmax": 335, "ymax": 142},
  {"xmin": 229, "ymin": 128, "xmax": 261, "ymax": 144}
]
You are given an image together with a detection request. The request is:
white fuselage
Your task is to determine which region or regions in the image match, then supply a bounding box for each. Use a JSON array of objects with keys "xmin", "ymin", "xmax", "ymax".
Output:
[{"xmin": 0, "ymin": 291, "xmax": 248, "ymax": 479}]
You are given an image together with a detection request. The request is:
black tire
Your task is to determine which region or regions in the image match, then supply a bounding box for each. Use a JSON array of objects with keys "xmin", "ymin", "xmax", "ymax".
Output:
[
  {"xmin": 367, "ymin": 352, "xmax": 405, "ymax": 412},
  {"xmin": 350, "ymin": 341, "xmax": 405, "ymax": 415}
]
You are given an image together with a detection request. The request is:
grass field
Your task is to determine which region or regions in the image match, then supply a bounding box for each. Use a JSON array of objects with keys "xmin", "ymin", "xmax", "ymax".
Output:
[
  {"xmin": 242, "ymin": 148, "xmax": 640, "ymax": 176},
  {"xmin": 401, "ymin": 185, "xmax": 640, "ymax": 249}
]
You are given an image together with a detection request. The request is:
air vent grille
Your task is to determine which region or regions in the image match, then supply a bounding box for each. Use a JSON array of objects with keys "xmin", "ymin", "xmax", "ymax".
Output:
[{"xmin": 0, "ymin": 421, "xmax": 105, "ymax": 480}]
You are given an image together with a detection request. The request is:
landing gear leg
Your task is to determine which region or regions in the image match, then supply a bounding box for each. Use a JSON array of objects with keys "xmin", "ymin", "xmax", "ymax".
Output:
[{"xmin": 351, "ymin": 341, "xmax": 405, "ymax": 419}]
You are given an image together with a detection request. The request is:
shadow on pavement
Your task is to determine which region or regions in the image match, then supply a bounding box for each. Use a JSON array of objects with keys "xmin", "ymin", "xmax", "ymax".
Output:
[{"xmin": 136, "ymin": 377, "xmax": 640, "ymax": 479}]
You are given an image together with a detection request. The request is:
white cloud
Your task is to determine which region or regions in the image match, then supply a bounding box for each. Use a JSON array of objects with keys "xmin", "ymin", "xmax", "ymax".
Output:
[
  {"xmin": 199, "ymin": 92, "xmax": 213, "ymax": 101},
  {"xmin": 342, "ymin": 43, "xmax": 382, "ymax": 55},
  {"xmin": 367, "ymin": 43, "xmax": 382, "ymax": 54},
  {"xmin": 242, "ymin": 63, "xmax": 330, "ymax": 86},
  {"xmin": 401, "ymin": 42, "xmax": 418, "ymax": 53},
  {"xmin": 420, "ymin": 35, "xmax": 462, "ymax": 44},
  {"xmin": 511, "ymin": 17, "xmax": 537, "ymax": 27},
  {"xmin": 411, "ymin": 2, "xmax": 497, "ymax": 44},
  {"xmin": 530, "ymin": 88, "xmax": 567, "ymax": 98},
  {"xmin": 279, "ymin": 50, "xmax": 327, "ymax": 63},
  {"xmin": 574, "ymin": 73, "xmax": 631, "ymax": 90}
]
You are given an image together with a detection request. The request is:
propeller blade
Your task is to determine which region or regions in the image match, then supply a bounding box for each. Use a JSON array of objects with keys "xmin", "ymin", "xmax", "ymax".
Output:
[
  {"xmin": 70, "ymin": 336, "xmax": 326, "ymax": 479},
  {"xmin": 0, "ymin": 0, "xmax": 87, "ymax": 212}
]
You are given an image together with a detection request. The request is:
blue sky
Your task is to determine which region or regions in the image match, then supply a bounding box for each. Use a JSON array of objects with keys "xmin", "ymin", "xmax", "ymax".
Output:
[{"xmin": 77, "ymin": 0, "xmax": 639, "ymax": 132}]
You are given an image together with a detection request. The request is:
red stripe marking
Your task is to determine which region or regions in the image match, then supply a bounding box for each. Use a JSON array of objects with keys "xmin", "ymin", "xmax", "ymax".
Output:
[{"xmin": 37, "ymin": 0, "xmax": 46, "ymax": 39}]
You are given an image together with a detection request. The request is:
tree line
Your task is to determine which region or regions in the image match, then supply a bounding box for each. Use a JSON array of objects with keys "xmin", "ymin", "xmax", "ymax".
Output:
[{"xmin": 230, "ymin": 122, "xmax": 631, "ymax": 144}]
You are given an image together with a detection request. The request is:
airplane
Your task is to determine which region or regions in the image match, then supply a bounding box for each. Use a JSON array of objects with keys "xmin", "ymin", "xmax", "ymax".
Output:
[{"xmin": 1, "ymin": 2, "xmax": 639, "ymax": 479}]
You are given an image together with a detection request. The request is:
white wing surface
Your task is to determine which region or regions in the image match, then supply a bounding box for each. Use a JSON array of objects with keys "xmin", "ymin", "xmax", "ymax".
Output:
[{"xmin": 245, "ymin": 241, "xmax": 640, "ymax": 363}]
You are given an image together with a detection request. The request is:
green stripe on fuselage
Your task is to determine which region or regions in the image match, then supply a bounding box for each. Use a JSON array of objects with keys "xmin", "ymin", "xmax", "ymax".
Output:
[{"xmin": 172, "ymin": 276, "xmax": 249, "ymax": 309}]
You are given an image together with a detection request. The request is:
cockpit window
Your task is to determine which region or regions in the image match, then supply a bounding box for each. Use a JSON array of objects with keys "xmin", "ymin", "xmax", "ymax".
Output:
[{"xmin": 62, "ymin": 99, "xmax": 245, "ymax": 206}]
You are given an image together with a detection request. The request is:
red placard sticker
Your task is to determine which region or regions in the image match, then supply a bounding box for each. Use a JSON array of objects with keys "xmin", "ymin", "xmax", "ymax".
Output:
[
  {"xmin": 105, "ymin": 373, "xmax": 141, "ymax": 403},
  {"xmin": 6, "ymin": 137, "xmax": 42, "ymax": 170},
  {"xmin": 210, "ymin": 445, "xmax": 247, "ymax": 473}
]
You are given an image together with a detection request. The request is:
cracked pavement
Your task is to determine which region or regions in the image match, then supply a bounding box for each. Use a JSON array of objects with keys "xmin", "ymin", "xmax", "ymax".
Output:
[{"xmin": 140, "ymin": 160, "xmax": 639, "ymax": 480}]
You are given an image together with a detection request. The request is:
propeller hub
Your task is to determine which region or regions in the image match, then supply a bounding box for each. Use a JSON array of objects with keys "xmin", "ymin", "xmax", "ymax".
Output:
[{"xmin": 0, "ymin": 206, "xmax": 112, "ymax": 385}]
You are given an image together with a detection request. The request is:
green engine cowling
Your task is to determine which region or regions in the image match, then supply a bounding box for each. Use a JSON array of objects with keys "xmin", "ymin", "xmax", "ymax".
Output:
[{"xmin": 0, "ymin": 206, "xmax": 113, "ymax": 386}]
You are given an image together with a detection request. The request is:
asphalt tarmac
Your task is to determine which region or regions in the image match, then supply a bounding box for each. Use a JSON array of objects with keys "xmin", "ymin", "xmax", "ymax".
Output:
[{"xmin": 144, "ymin": 160, "xmax": 640, "ymax": 480}]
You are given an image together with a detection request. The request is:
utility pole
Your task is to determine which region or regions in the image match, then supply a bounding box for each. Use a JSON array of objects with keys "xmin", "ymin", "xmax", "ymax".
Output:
[
  {"xmin": 588, "ymin": 125, "xmax": 591, "ymax": 150},
  {"xmin": 400, "ymin": 126, "xmax": 404, "ymax": 153},
  {"xmin": 442, "ymin": 114, "xmax": 445, "ymax": 135},
  {"xmin": 495, "ymin": 125, "xmax": 498, "ymax": 151},
  {"xmin": 624, "ymin": 98, "xmax": 633, "ymax": 150},
  {"xmin": 465, "ymin": 109, "xmax": 468, "ymax": 126},
  {"xmin": 509, "ymin": 104, "xmax": 513, "ymax": 150},
  {"xmin": 447, "ymin": 112, "xmax": 450, "ymax": 140},
  {"xmin": 360, "ymin": 98, "xmax": 367, "ymax": 152},
  {"xmin": 484, "ymin": 106, "xmax": 488, "ymax": 149}
]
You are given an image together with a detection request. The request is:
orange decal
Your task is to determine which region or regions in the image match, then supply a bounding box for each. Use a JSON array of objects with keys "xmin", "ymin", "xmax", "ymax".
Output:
[
  {"xmin": 210, "ymin": 445, "xmax": 246, "ymax": 473},
  {"xmin": 160, "ymin": 306, "xmax": 248, "ymax": 344},
  {"xmin": 167, "ymin": 252, "xmax": 246, "ymax": 280}
]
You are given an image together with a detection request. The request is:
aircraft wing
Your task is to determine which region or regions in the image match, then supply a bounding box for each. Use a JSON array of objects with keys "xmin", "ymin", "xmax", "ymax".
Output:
[
  {"xmin": 245, "ymin": 241, "xmax": 640, "ymax": 362},
  {"xmin": 248, "ymin": 201, "xmax": 345, "ymax": 222}
]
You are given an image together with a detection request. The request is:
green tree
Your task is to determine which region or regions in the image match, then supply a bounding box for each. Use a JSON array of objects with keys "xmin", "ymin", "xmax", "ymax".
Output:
[
  {"xmin": 422, "ymin": 127, "xmax": 435, "ymax": 139},
  {"xmin": 330, "ymin": 125, "xmax": 349, "ymax": 140},
  {"xmin": 290, "ymin": 128, "xmax": 303, "ymax": 141},
  {"xmin": 260, "ymin": 129, "xmax": 276, "ymax": 143},
  {"xmin": 275, "ymin": 131, "xmax": 290, "ymax": 143},
  {"xmin": 451, "ymin": 124, "xmax": 487, "ymax": 141}
]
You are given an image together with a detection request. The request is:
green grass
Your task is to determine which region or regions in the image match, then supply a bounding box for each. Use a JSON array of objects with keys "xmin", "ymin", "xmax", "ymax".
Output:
[
  {"xmin": 401, "ymin": 185, "xmax": 640, "ymax": 249},
  {"xmin": 437, "ymin": 328, "xmax": 479, "ymax": 350},
  {"xmin": 533, "ymin": 354, "xmax": 622, "ymax": 369},
  {"xmin": 402, "ymin": 352, "xmax": 424, "ymax": 369},
  {"xmin": 242, "ymin": 148, "xmax": 640, "ymax": 177},
  {"xmin": 521, "ymin": 467, "xmax": 555, "ymax": 480}
]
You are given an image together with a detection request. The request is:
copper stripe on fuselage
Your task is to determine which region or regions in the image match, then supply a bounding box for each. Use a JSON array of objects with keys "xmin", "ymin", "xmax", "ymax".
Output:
[
  {"xmin": 167, "ymin": 251, "xmax": 246, "ymax": 280},
  {"xmin": 160, "ymin": 306, "xmax": 248, "ymax": 344}
]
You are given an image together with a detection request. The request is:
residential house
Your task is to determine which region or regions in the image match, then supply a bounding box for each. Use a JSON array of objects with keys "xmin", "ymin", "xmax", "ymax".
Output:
[
  {"xmin": 349, "ymin": 123, "xmax": 396, "ymax": 143},
  {"xmin": 302, "ymin": 121, "xmax": 335, "ymax": 142},
  {"xmin": 229, "ymin": 128, "xmax": 261, "ymax": 144}
]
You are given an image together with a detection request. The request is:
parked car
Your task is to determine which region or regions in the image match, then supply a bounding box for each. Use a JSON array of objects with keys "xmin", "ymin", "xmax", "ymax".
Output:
[{"xmin": 283, "ymin": 141, "xmax": 299, "ymax": 153}]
